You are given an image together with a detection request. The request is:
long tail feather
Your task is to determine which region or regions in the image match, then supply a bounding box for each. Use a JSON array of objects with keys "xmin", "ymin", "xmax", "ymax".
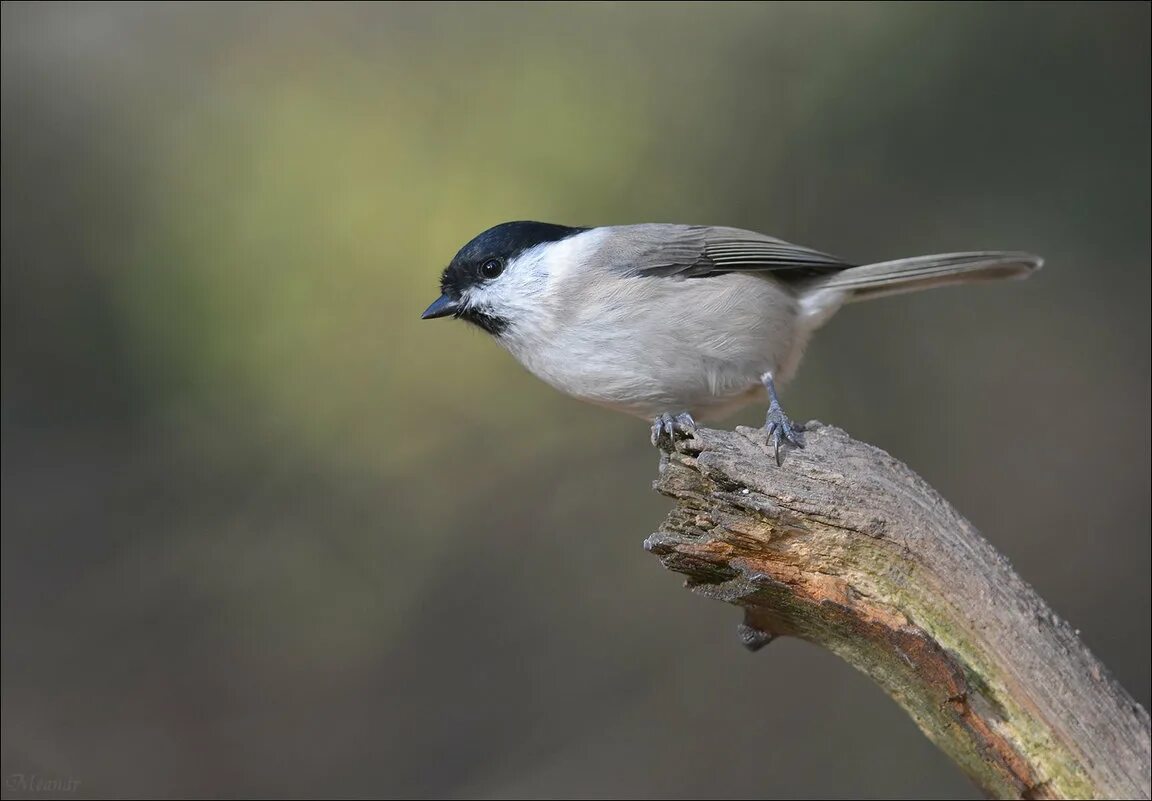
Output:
[{"xmin": 819, "ymin": 251, "xmax": 1042, "ymax": 302}]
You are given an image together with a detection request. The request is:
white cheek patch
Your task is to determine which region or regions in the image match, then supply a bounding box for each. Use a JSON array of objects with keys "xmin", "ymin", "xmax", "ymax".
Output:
[
  {"xmin": 459, "ymin": 227, "xmax": 606, "ymax": 337},
  {"xmin": 462, "ymin": 267, "xmax": 536, "ymax": 315}
]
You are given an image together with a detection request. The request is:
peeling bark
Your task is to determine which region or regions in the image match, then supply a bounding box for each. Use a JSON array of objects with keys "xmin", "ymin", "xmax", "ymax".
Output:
[{"xmin": 645, "ymin": 422, "xmax": 1150, "ymax": 800}]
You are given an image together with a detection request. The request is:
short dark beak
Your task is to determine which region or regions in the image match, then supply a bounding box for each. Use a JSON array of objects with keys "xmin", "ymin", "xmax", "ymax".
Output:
[{"xmin": 421, "ymin": 294, "xmax": 459, "ymax": 320}]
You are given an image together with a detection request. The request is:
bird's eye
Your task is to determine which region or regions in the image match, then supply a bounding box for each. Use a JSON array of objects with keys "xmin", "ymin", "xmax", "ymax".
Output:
[{"xmin": 480, "ymin": 258, "xmax": 504, "ymax": 279}]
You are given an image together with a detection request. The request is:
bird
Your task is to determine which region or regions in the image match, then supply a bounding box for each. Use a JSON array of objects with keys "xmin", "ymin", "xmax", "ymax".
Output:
[{"xmin": 421, "ymin": 221, "xmax": 1041, "ymax": 464}]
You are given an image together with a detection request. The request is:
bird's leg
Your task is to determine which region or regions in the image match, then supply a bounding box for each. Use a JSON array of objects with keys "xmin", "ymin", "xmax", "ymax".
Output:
[
  {"xmin": 650, "ymin": 411, "xmax": 698, "ymax": 447},
  {"xmin": 761, "ymin": 372, "xmax": 802, "ymax": 466}
]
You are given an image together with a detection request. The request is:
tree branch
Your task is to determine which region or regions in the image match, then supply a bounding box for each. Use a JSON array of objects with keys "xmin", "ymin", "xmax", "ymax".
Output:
[{"xmin": 644, "ymin": 422, "xmax": 1150, "ymax": 800}]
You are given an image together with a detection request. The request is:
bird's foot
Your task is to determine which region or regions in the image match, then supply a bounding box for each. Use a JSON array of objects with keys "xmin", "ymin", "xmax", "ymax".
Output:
[
  {"xmin": 764, "ymin": 403, "xmax": 803, "ymax": 466},
  {"xmin": 651, "ymin": 412, "xmax": 698, "ymax": 448}
]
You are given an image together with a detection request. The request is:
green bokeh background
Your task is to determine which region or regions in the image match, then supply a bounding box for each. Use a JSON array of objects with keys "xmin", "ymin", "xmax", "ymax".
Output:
[{"xmin": 3, "ymin": 2, "xmax": 1148, "ymax": 798}]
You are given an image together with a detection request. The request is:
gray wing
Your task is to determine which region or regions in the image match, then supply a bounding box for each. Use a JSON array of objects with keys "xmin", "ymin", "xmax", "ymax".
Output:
[{"xmin": 608, "ymin": 224, "xmax": 853, "ymax": 281}]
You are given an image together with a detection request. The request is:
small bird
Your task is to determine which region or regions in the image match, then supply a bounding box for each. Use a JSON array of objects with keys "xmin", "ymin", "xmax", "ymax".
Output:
[{"xmin": 422, "ymin": 222, "xmax": 1041, "ymax": 463}]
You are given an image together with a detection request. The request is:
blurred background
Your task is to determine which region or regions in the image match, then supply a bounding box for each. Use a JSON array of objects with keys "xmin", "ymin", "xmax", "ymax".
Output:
[{"xmin": 2, "ymin": 2, "xmax": 1148, "ymax": 798}]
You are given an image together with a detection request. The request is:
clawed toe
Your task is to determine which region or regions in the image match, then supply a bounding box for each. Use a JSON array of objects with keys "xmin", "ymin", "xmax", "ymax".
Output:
[
  {"xmin": 650, "ymin": 414, "xmax": 668, "ymax": 446},
  {"xmin": 651, "ymin": 412, "xmax": 698, "ymax": 448},
  {"xmin": 760, "ymin": 372, "xmax": 802, "ymax": 466},
  {"xmin": 765, "ymin": 407, "xmax": 802, "ymax": 466}
]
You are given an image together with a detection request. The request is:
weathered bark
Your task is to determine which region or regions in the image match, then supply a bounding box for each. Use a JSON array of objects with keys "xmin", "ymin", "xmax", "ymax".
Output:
[{"xmin": 645, "ymin": 422, "xmax": 1150, "ymax": 800}]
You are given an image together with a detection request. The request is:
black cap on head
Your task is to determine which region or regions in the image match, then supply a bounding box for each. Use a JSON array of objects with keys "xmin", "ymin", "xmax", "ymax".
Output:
[
  {"xmin": 438, "ymin": 221, "xmax": 587, "ymax": 298},
  {"xmin": 422, "ymin": 221, "xmax": 588, "ymax": 335}
]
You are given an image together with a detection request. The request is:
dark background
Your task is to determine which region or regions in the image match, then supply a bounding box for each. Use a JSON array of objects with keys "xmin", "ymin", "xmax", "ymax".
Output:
[{"xmin": 3, "ymin": 2, "xmax": 1149, "ymax": 798}]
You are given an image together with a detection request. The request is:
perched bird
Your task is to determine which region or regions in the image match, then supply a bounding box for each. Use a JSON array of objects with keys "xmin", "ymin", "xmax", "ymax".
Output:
[{"xmin": 422, "ymin": 222, "xmax": 1041, "ymax": 463}]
